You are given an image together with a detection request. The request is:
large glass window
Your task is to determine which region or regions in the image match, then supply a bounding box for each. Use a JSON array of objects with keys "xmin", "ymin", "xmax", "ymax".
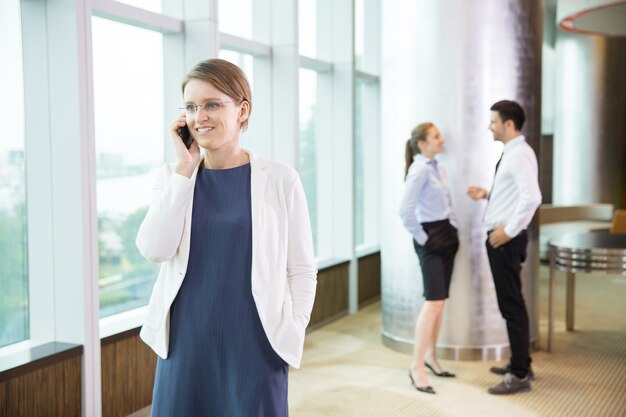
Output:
[
  {"xmin": 354, "ymin": 0, "xmax": 378, "ymax": 74},
  {"xmin": 354, "ymin": 78, "xmax": 379, "ymax": 248},
  {"xmin": 299, "ymin": 0, "xmax": 317, "ymax": 58},
  {"xmin": 92, "ymin": 17, "xmax": 163, "ymax": 317},
  {"xmin": 355, "ymin": 0, "xmax": 365, "ymax": 69},
  {"xmin": 355, "ymin": 79, "xmax": 365, "ymax": 246},
  {"xmin": 218, "ymin": 0, "xmax": 253, "ymax": 40},
  {"xmin": 299, "ymin": 68, "xmax": 318, "ymax": 253},
  {"xmin": 0, "ymin": 0, "xmax": 29, "ymax": 348}
]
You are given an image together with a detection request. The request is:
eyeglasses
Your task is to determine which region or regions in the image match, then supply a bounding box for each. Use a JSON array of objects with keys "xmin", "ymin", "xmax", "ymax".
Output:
[{"xmin": 179, "ymin": 101, "xmax": 236, "ymax": 115}]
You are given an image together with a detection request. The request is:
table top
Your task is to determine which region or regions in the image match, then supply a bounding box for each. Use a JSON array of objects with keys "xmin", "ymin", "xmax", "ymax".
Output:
[
  {"xmin": 548, "ymin": 232, "xmax": 626, "ymax": 274},
  {"xmin": 549, "ymin": 232, "xmax": 626, "ymax": 251}
]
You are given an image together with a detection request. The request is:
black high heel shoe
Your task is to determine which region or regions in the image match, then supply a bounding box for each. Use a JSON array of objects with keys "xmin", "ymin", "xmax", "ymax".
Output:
[
  {"xmin": 424, "ymin": 361, "xmax": 456, "ymax": 378},
  {"xmin": 408, "ymin": 369, "xmax": 436, "ymax": 394}
]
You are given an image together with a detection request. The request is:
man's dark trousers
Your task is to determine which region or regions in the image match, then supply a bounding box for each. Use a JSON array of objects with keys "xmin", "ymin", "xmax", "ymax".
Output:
[{"xmin": 486, "ymin": 230, "xmax": 531, "ymax": 379}]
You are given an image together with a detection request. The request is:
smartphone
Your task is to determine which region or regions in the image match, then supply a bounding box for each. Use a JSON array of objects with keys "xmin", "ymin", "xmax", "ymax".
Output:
[{"xmin": 177, "ymin": 125, "xmax": 193, "ymax": 149}]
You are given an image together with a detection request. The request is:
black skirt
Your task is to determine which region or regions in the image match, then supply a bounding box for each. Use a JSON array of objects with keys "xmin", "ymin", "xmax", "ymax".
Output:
[{"xmin": 413, "ymin": 219, "xmax": 459, "ymax": 300}]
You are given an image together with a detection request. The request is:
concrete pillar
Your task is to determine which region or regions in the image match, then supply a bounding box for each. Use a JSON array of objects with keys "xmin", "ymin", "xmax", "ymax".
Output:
[{"xmin": 552, "ymin": 31, "xmax": 626, "ymax": 209}]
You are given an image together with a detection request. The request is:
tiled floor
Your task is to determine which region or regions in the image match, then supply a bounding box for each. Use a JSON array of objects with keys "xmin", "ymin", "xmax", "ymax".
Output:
[{"xmin": 289, "ymin": 266, "xmax": 626, "ymax": 417}]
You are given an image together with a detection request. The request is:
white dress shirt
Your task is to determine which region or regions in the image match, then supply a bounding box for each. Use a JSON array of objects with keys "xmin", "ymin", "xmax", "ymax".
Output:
[
  {"xmin": 399, "ymin": 154, "xmax": 457, "ymax": 245},
  {"xmin": 484, "ymin": 135, "xmax": 542, "ymax": 237}
]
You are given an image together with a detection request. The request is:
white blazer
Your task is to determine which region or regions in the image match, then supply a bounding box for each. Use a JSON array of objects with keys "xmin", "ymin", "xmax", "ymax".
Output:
[{"xmin": 136, "ymin": 149, "xmax": 317, "ymax": 368}]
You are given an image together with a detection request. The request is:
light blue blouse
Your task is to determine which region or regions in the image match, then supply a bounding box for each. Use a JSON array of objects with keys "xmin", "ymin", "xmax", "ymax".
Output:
[{"xmin": 399, "ymin": 154, "xmax": 457, "ymax": 245}]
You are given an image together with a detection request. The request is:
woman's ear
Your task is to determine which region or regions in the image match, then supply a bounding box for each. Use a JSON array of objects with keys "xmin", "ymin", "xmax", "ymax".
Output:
[
  {"xmin": 238, "ymin": 100, "xmax": 250, "ymax": 123},
  {"xmin": 416, "ymin": 139, "xmax": 424, "ymax": 154}
]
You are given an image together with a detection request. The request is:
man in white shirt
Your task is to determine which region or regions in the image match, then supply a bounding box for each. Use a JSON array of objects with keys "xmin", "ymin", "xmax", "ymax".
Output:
[{"xmin": 467, "ymin": 100, "xmax": 542, "ymax": 395}]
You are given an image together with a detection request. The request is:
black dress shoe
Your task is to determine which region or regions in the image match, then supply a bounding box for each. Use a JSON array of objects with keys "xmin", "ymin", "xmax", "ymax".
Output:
[
  {"xmin": 490, "ymin": 364, "xmax": 535, "ymax": 380},
  {"xmin": 408, "ymin": 370, "xmax": 436, "ymax": 394},
  {"xmin": 424, "ymin": 361, "xmax": 456, "ymax": 378},
  {"xmin": 488, "ymin": 372, "xmax": 531, "ymax": 395}
]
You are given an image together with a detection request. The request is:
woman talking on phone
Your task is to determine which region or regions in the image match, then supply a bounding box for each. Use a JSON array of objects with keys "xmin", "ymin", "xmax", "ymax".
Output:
[
  {"xmin": 136, "ymin": 59, "xmax": 317, "ymax": 416},
  {"xmin": 399, "ymin": 122, "xmax": 459, "ymax": 395}
]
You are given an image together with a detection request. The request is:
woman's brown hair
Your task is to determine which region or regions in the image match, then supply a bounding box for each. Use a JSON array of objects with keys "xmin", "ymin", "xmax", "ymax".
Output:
[
  {"xmin": 182, "ymin": 59, "xmax": 252, "ymax": 131},
  {"xmin": 404, "ymin": 122, "xmax": 435, "ymax": 179}
]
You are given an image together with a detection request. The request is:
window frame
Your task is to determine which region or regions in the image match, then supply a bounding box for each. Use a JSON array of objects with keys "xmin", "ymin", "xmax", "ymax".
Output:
[{"xmin": 353, "ymin": 0, "xmax": 380, "ymax": 255}]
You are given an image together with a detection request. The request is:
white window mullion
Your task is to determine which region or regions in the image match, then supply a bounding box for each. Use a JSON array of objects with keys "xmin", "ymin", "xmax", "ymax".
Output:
[
  {"xmin": 44, "ymin": 0, "xmax": 102, "ymax": 416},
  {"xmin": 183, "ymin": 0, "xmax": 218, "ymax": 70},
  {"xmin": 21, "ymin": 0, "xmax": 55, "ymax": 346},
  {"xmin": 77, "ymin": 0, "xmax": 102, "ymax": 415},
  {"xmin": 219, "ymin": 33, "xmax": 271, "ymax": 56},
  {"xmin": 299, "ymin": 55, "xmax": 332, "ymax": 72},
  {"xmin": 93, "ymin": 0, "xmax": 182, "ymax": 33},
  {"xmin": 271, "ymin": 0, "xmax": 299, "ymax": 166},
  {"xmin": 354, "ymin": 69, "xmax": 378, "ymax": 82},
  {"xmin": 330, "ymin": 0, "xmax": 355, "ymax": 311}
]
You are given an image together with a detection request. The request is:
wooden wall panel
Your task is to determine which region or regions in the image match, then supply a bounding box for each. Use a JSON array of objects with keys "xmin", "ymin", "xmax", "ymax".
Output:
[
  {"xmin": 0, "ymin": 356, "xmax": 81, "ymax": 417},
  {"xmin": 308, "ymin": 261, "xmax": 350, "ymax": 328},
  {"xmin": 358, "ymin": 252, "xmax": 381, "ymax": 307},
  {"xmin": 101, "ymin": 330, "xmax": 157, "ymax": 417}
]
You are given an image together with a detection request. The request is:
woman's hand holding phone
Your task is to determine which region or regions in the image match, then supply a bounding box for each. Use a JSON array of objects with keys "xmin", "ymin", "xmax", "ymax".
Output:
[{"xmin": 171, "ymin": 113, "xmax": 200, "ymax": 178}]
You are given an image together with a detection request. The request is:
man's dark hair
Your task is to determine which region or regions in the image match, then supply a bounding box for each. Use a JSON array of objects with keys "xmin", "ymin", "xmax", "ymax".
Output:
[{"xmin": 490, "ymin": 100, "xmax": 525, "ymax": 131}]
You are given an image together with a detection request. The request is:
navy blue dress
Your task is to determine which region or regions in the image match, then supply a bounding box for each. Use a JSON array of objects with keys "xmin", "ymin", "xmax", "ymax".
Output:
[{"xmin": 151, "ymin": 164, "xmax": 288, "ymax": 417}]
